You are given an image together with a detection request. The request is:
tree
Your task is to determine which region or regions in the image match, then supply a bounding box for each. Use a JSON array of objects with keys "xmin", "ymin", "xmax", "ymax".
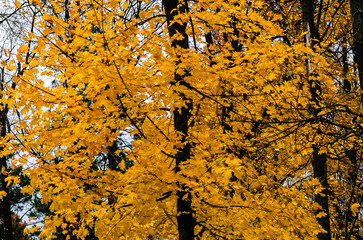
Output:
[{"xmin": 6, "ymin": 0, "xmax": 363, "ymax": 239}]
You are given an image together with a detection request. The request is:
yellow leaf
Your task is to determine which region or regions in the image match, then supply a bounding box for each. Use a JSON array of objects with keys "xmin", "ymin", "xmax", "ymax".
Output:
[
  {"xmin": 0, "ymin": 191, "xmax": 7, "ymax": 199},
  {"xmin": 21, "ymin": 185, "xmax": 35, "ymax": 195},
  {"xmin": 1, "ymin": 166, "xmax": 6, "ymax": 175},
  {"xmin": 119, "ymin": 160, "xmax": 125, "ymax": 169},
  {"xmin": 24, "ymin": 226, "xmax": 40, "ymax": 234},
  {"xmin": 5, "ymin": 176, "xmax": 20, "ymax": 187},
  {"xmin": 114, "ymin": 149, "xmax": 122, "ymax": 155},
  {"xmin": 351, "ymin": 203, "xmax": 360, "ymax": 217},
  {"xmin": 316, "ymin": 211, "xmax": 326, "ymax": 218},
  {"xmin": 7, "ymin": 61, "xmax": 16, "ymax": 71},
  {"xmin": 14, "ymin": 0, "xmax": 20, "ymax": 8}
]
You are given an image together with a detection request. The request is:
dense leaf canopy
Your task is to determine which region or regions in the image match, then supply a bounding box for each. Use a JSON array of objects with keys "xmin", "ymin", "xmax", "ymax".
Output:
[{"xmin": 0, "ymin": 0, "xmax": 362, "ymax": 239}]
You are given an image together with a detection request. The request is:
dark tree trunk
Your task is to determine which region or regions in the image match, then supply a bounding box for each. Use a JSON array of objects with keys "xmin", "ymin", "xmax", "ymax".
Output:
[
  {"xmin": 344, "ymin": 149, "xmax": 358, "ymax": 240},
  {"xmin": 0, "ymin": 69, "xmax": 13, "ymax": 240},
  {"xmin": 299, "ymin": 0, "xmax": 331, "ymax": 239},
  {"xmin": 312, "ymin": 148, "xmax": 331, "ymax": 240},
  {"xmin": 348, "ymin": 1, "xmax": 363, "ymax": 237},
  {"xmin": 162, "ymin": 1, "xmax": 195, "ymax": 240},
  {"xmin": 0, "ymin": 157, "xmax": 13, "ymax": 240},
  {"xmin": 299, "ymin": 0, "xmax": 317, "ymax": 45},
  {"xmin": 350, "ymin": 0, "xmax": 363, "ymax": 90}
]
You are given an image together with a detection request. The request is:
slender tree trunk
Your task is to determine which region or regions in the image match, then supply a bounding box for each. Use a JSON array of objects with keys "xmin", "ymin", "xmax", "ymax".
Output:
[
  {"xmin": 342, "ymin": 35, "xmax": 358, "ymax": 239},
  {"xmin": 0, "ymin": 157, "xmax": 13, "ymax": 240},
  {"xmin": 0, "ymin": 69, "xmax": 12, "ymax": 240},
  {"xmin": 350, "ymin": 0, "xmax": 363, "ymax": 90},
  {"xmin": 299, "ymin": 0, "xmax": 331, "ymax": 239},
  {"xmin": 162, "ymin": 1, "xmax": 195, "ymax": 239},
  {"xmin": 344, "ymin": 149, "xmax": 358, "ymax": 240},
  {"xmin": 312, "ymin": 148, "xmax": 331, "ymax": 240}
]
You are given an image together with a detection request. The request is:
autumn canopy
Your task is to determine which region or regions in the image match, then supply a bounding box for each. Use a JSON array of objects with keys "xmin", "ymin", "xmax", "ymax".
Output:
[{"xmin": 0, "ymin": 0, "xmax": 362, "ymax": 239}]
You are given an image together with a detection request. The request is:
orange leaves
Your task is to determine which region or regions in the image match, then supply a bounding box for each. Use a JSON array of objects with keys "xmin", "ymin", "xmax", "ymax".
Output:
[
  {"xmin": 351, "ymin": 203, "xmax": 360, "ymax": 217},
  {"xmin": 5, "ymin": 0, "xmax": 351, "ymax": 239},
  {"xmin": 5, "ymin": 175, "xmax": 20, "ymax": 187},
  {"xmin": 0, "ymin": 190, "xmax": 7, "ymax": 199},
  {"xmin": 20, "ymin": 185, "xmax": 34, "ymax": 195}
]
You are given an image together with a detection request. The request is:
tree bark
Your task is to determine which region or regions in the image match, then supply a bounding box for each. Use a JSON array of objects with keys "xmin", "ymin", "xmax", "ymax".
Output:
[
  {"xmin": 344, "ymin": 149, "xmax": 358, "ymax": 240},
  {"xmin": 350, "ymin": 0, "xmax": 363, "ymax": 90},
  {"xmin": 299, "ymin": 0, "xmax": 331, "ymax": 239},
  {"xmin": 312, "ymin": 148, "xmax": 331, "ymax": 240},
  {"xmin": 0, "ymin": 157, "xmax": 13, "ymax": 240},
  {"xmin": 162, "ymin": 1, "xmax": 195, "ymax": 239},
  {"xmin": 0, "ymin": 68, "xmax": 13, "ymax": 239},
  {"xmin": 348, "ymin": 1, "xmax": 363, "ymax": 237}
]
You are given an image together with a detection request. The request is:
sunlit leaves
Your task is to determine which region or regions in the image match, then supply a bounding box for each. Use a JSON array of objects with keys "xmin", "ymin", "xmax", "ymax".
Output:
[{"xmin": 6, "ymin": 0, "xmax": 358, "ymax": 239}]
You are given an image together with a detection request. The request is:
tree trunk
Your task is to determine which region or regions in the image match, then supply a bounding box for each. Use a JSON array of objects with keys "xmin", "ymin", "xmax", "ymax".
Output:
[
  {"xmin": 299, "ymin": 0, "xmax": 331, "ymax": 239},
  {"xmin": 350, "ymin": 0, "xmax": 363, "ymax": 90},
  {"xmin": 162, "ymin": 1, "xmax": 195, "ymax": 239},
  {"xmin": 0, "ymin": 70, "xmax": 13, "ymax": 240},
  {"xmin": 312, "ymin": 148, "xmax": 331, "ymax": 240},
  {"xmin": 344, "ymin": 149, "xmax": 358, "ymax": 240},
  {"xmin": 0, "ymin": 157, "xmax": 13, "ymax": 240},
  {"xmin": 348, "ymin": 1, "xmax": 363, "ymax": 237}
]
